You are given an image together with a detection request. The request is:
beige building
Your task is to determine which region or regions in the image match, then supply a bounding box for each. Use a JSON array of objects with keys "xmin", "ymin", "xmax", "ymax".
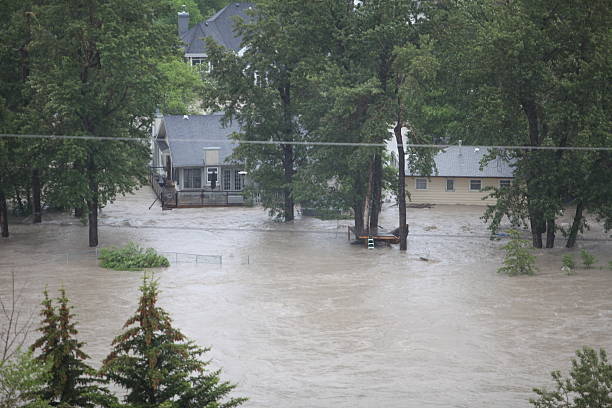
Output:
[{"xmin": 405, "ymin": 146, "xmax": 514, "ymax": 206}]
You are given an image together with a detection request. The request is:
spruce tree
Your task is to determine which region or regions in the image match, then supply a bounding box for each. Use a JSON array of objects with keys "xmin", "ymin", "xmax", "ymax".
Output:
[
  {"xmin": 31, "ymin": 289, "xmax": 117, "ymax": 408},
  {"xmin": 102, "ymin": 276, "xmax": 245, "ymax": 408}
]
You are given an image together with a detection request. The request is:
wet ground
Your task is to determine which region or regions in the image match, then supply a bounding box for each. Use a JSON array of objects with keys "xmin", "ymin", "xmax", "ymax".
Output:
[{"xmin": 1, "ymin": 187, "xmax": 611, "ymax": 407}]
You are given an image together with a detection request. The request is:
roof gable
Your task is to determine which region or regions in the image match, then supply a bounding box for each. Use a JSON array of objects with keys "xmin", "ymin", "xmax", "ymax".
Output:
[
  {"xmin": 160, "ymin": 114, "xmax": 242, "ymax": 167},
  {"xmin": 182, "ymin": 2, "xmax": 255, "ymax": 54}
]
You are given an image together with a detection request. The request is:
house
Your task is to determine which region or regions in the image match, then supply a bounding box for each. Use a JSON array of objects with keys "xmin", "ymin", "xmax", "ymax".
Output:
[
  {"xmin": 151, "ymin": 113, "xmax": 247, "ymax": 207},
  {"xmin": 178, "ymin": 2, "xmax": 255, "ymax": 66},
  {"xmin": 405, "ymin": 146, "xmax": 514, "ymax": 205}
]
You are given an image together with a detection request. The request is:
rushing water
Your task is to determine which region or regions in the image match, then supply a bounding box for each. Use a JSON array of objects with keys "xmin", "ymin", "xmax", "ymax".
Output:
[{"xmin": 1, "ymin": 188, "xmax": 611, "ymax": 407}]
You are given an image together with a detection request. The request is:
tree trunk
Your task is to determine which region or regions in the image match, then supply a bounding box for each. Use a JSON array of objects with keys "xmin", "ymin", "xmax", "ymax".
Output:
[
  {"xmin": 394, "ymin": 123, "xmax": 407, "ymax": 251},
  {"xmin": 32, "ymin": 168, "xmax": 42, "ymax": 223},
  {"xmin": 14, "ymin": 186, "xmax": 24, "ymax": 214},
  {"xmin": 74, "ymin": 207, "xmax": 84, "ymax": 218},
  {"xmin": 368, "ymin": 152, "xmax": 383, "ymax": 234},
  {"xmin": 281, "ymin": 144, "xmax": 294, "ymax": 222},
  {"xmin": 566, "ymin": 201, "xmax": 584, "ymax": 248},
  {"xmin": 87, "ymin": 153, "xmax": 98, "ymax": 247},
  {"xmin": 0, "ymin": 189, "xmax": 8, "ymax": 238},
  {"xmin": 545, "ymin": 218, "xmax": 555, "ymax": 248}
]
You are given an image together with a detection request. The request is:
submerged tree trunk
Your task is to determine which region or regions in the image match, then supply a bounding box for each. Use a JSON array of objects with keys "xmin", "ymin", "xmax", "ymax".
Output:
[
  {"xmin": 545, "ymin": 218, "xmax": 555, "ymax": 248},
  {"xmin": 0, "ymin": 189, "xmax": 8, "ymax": 238},
  {"xmin": 74, "ymin": 207, "xmax": 84, "ymax": 218},
  {"xmin": 281, "ymin": 144, "xmax": 294, "ymax": 222},
  {"xmin": 87, "ymin": 153, "xmax": 98, "ymax": 247},
  {"xmin": 566, "ymin": 201, "xmax": 584, "ymax": 248},
  {"xmin": 32, "ymin": 168, "xmax": 42, "ymax": 223},
  {"xmin": 368, "ymin": 152, "xmax": 383, "ymax": 234},
  {"xmin": 394, "ymin": 123, "xmax": 407, "ymax": 251}
]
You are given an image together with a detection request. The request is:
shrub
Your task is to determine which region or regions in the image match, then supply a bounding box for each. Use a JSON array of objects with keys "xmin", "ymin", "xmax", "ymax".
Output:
[
  {"xmin": 580, "ymin": 249, "xmax": 596, "ymax": 269},
  {"xmin": 0, "ymin": 350, "xmax": 51, "ymax": 408},
  {"xmin": 530, "ymin": 347, "xmax": 611, "ymax": 408},
  {"xmin": 498, "ymin": 230, "xmax": 537, "ymax": 276},
  {"xmin": 98, "ymin": 242, "xmax": 170, "ymax": 271},
  {"xmin": 562, "ymin": 254, "xmax": 575, "ymax": 274}
]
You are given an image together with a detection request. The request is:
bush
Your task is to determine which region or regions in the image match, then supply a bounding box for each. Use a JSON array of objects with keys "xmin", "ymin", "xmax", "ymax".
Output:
[
  {"xmin": 562, "ymin": 254, "xmax": 575, "ymax": 274},
  {"xmin": 98, "ymin": 242, "xmax": 170, "ymax": 271},
  {"xmin": 530, "ymin": 347, "xmax": 611, "ymax": 408},
  {"xmin": 580, "ymin": 249, "xmax": 596, "ymax": 269},
  {"xmin": 498, "ymin": 230, "xmax": 537, "ymax": 276}
]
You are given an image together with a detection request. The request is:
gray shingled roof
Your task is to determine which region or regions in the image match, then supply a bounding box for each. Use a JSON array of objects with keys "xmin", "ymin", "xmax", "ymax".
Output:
[
  {"xmin": 162, "ymin": 114, "xmax": 241, "ymax": 167},
  {"xmin": 408, "ymin": 146, "xmax": 515, "ymax": 178},
  {"xmin": 181, "ymin": 2, "xmax": 255, "ymax": 54}
]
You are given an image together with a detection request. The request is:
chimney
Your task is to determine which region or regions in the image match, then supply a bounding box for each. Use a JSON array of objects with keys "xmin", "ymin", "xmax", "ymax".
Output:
[{"xmin": 178, "ymin": 6, "xmax": 189, "ymax": 37}]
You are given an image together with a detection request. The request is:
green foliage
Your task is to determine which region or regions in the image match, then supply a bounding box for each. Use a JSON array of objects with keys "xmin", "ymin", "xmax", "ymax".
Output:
[
  {"xmin": 580, "ymin": 249, "xmax": 596, "ymax": 269},
  {"xmin": 429, "ymin": 0, "xmax": 611, "ymax": 248},
  {"xmin": 0, "ymin": 350, "xmax": 51, "ymax": 408},
  {"xmin": 30, "ymin": 290, "xmax": 117, "ymax": 408},
  {"xmin": 158, "ymin": 59, "xmax": 205, "ymax": 115},
  {"xmin": 498, "ymin": 230, "xmax": 538, "ymax": 276},
  {"xmin": 530, "ymin": 347, "xmax": 612, "ymax": 408},
  {"xmin": 98, "ymin": 242, "xmax": 169, "ymax": 271},
  {"xmin": 562, "ymin": 254, "xmax": 576, "ymax": 273},
  {"xmin": 102, "ymin": 275, "xmax": 245, "ymax": 408}
]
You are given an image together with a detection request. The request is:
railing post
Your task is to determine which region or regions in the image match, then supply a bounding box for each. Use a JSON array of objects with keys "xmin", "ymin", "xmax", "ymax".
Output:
[{"xmin": 175, "ymin": 192, "xmax": 178, "ymax": 208}]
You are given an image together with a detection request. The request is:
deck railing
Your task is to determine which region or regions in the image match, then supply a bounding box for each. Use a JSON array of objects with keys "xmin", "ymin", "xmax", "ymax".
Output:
[{"xmin": 149, "ymin": 169, "xmax": 245, "ymax": 208}]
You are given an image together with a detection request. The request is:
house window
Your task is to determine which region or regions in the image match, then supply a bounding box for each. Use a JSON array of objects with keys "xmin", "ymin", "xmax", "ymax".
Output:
[
  {"xmin": 223, "ymin": 169, "xmax": 231, "ymax": 190},
  {"xmin": 183, "ymin": 168, "xmax": 201, "ymax": 189},
  {"xmin": 499, "ymin": 179, "xmax": 511, "ymax": 188},
  {"xmin": 191, "ymin": 57, "xmax": 205, "ymax": 66},
  {"xmin": 446, "ymin": 179, "xmax": 455, "ymax": 192},
  {"xmin": 206, "ymin": 167, "xmax": 219, "ymax": 185},
  {"xmin": 415, "ymin": 178, "xmax": 427, "ymax": 190},
  {"xmin": 469, "ymin": 179, "xmax": 482, "ymax": 191},
  {"xmin": 234, "ymin": 170, "xmax": 243, "ymax": 191}
]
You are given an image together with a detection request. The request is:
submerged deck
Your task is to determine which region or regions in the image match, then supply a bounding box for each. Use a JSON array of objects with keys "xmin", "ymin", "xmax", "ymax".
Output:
[{"xmin": 347, "ymin": 226, "xmax": 409, "ymax": 246}]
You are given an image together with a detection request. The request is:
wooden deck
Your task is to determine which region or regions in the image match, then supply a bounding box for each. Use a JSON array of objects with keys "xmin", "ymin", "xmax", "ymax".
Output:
[{"xmin": 347, "ymin": 225, "xmax": 409, "ymax": 246}]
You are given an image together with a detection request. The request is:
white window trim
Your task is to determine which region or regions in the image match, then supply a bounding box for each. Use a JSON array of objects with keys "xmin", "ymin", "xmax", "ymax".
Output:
[
  {"xmin": 469, "ymin": 179, "xmax": 482, "ymax": 192},
  {"xmin": 415, "ymin": 178, "xmax": 428, "ymax": 190},
  {"xmin": 445, "ymin": 179, "xmax": 455, "ymax": 192},
  {"xmin": 206, "ymin": 167, "xmax": 220, "ymax": 185}
]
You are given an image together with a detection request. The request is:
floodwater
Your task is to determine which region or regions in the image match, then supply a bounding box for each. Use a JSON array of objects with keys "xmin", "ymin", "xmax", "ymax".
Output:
[{"xmin": 1, "ymin": 187, "xmax": 611, "ymax": 408}]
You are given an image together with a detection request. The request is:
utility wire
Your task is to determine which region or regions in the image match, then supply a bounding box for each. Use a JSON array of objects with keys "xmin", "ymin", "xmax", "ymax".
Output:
[{"xmin": 1, "ymin": 133, "xmax": 611, "ymax": 151}]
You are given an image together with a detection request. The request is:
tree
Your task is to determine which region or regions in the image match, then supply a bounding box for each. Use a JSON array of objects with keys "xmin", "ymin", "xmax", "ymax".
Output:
[
  {"xmin": 30, "ymin": 290, "xmax": 116, "ymax": 408},
  {"xmin": 0, "ymin": 350, "xmax": 51, "ymax": 408},
  {"xmin": 102, "ymin": 275, "xmax": 245, "ymax": 408},
  {"xmin": 158, "ymin": 58, "xmax": 205, "ymax": 115},
  {"xmin": 428, "ymin": 0, "xmax": 611, "ymax": 248},
  {"xmin": 530, "ymin": 347, "xmax": 611, "ymax": 408},
  {"xmin": 1, "ymin": 272, "xmax": 35, "ymax": 365},
  {"xmin": 204, "ymin": 0, "xmax": 315, "ymax": 221},
  {"xmin": 27, "ymin": 0, "xmax": 181, "ymax": 246}
]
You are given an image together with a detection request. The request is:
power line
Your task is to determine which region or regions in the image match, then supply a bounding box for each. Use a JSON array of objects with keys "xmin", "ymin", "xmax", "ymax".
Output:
[{"xmin": 1, "ymin": 133, "xmax": 611, "ymax": 151}]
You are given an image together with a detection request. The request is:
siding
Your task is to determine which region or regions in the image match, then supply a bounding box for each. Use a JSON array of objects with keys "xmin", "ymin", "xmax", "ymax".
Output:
[{"xmin": 405, "ymin": 177, "xmax": 512, "ymax": 205}]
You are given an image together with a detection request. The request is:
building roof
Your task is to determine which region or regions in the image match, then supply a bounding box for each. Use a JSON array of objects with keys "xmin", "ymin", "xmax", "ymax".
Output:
[
  {"xmin": 161, "ymin": 114, "xmax": 241, "ymax": 167},
  {"xmin": 408, "ymin": 146, "xmax": 515, "ymax": 178},
  {"xmin": 181, "ymin": 2, "xmax": 255, "ymax": 54}
]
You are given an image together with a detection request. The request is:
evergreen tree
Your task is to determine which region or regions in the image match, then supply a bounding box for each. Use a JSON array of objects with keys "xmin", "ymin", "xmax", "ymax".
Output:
[
  {"xmin": 102, "ymin": 276, "xmax": 245, "ymax": 408},
  {"xmin": 31, "ymin": 290, "xmax": 116, "ymax": 408}
]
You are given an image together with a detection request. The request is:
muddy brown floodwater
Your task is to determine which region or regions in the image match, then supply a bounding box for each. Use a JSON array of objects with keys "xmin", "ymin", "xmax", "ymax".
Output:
[{"xmin": 1, "ymin": 187, "xmax": 611, "ymax": 407}]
